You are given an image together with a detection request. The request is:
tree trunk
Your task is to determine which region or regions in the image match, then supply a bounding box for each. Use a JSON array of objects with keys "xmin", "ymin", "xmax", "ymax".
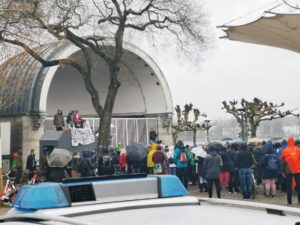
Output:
[
  {"xmin": 172, "ymin": 130, "xmax": 179, "ymax": 145},
  {"xmin": 193, "ymin": 129, "xmax": 197, "ymax": 146},
  {"xmin": 96, "ymin": 78, "xmax": 119, "ymax": 164},
  {"xmin": 250, "ymin": 125, "xmax": 257, "ymax": 138}
]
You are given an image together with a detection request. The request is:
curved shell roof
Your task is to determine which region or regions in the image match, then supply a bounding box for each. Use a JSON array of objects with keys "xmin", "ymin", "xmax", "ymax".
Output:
[{"xmin": 0, "ymin": 40, "xmax": 173, "ymax": 117}]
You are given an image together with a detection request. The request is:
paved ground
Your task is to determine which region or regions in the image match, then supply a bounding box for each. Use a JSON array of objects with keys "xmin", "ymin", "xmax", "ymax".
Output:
[
  {"xmin": 188, "ymin": 183, "xmax": 293, "ymax": 206},
  {"xmin": 0, "ymin": 205, "xmax": 10, "ymax": 216},
  {"xmin": 0, "ymin": 183, "xmax": 298, "ymax": 217}
]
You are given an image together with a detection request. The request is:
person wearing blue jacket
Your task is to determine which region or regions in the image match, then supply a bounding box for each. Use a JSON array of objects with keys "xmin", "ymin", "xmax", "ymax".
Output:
[{"xmin": 174, "ymin": 141, "xmax": 190, "ymax": 188}]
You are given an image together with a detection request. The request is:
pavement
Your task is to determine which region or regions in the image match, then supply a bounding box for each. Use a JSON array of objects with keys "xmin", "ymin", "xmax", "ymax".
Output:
[
  {"xmin": 0, "ymin": 205, "xmax": 10, "ymax": 216},
  {"xmin": 188, "ymin": 183, "xmax": 293, "ymax": 207}
]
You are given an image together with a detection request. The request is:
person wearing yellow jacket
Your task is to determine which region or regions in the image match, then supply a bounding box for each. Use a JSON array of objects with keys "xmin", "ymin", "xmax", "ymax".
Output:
[{"xmin": 147, "ymin": 144, "xmax": 157, "ymax": 174}]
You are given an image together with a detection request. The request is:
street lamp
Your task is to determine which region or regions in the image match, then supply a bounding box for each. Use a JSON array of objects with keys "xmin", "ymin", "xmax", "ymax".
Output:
[
  {"xmin": 204, "ymin": 119, "xmax": 211, "ymax": 143},
  {"xmin": 237, "ymin": 108, "xmax": 245, "ymax": 142}
]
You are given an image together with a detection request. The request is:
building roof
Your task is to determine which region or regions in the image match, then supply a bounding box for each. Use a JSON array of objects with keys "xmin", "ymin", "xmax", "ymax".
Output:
[{"xmin": 0, "ymin": 40, "xmax": 173, "ymax": 117}]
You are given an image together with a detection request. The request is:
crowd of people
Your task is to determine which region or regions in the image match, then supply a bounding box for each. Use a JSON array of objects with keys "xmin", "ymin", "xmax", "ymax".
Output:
[
  {"xmin": 7, "ymin": 110, "xmax": 300, "ymax": 207},
  {"xmin": 60, "ymin": 136, "xmax": 300, "ymax": 206}
]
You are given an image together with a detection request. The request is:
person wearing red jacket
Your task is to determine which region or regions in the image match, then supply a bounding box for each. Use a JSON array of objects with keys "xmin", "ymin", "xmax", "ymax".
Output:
[
  {"xmin": 280, "ymin": 137, "xmax": 300, "ymax": 205},
  {"xmin": 152, "ymin": 145, "xmax": 166, "ymax": 174},
  {"xmin": 119, "ymin": 149, "xmax": 127, "ymax": 174},
  {"xmin": 73, "ymin": 110, "xmax": 85, "ymax": 128}
]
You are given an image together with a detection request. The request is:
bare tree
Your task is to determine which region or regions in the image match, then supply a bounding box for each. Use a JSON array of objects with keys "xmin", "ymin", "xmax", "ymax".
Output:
[
  {"xmin": 0, "ymin": 51, "xmax": 28, "ymax": 110},
  {"xmin": 171, "ymin": 103, "xmax": 206, "ymax": 145},
  {"xmin": 222, "ymin": 97, "xmax": 299, "ymax": 139},
  {"xmin": 0, "ymin": 0, "xmax": 209, "ymax": 160}
]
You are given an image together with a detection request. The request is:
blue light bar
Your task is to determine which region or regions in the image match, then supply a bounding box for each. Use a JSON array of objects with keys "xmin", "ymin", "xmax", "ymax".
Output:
[
  {"xmin": 158, "ymin": 175, "xmax": 189, "ymax": 198},
  {"xmin": 13, "ymin": 183, "xmax": 70, "ymax": 210}
]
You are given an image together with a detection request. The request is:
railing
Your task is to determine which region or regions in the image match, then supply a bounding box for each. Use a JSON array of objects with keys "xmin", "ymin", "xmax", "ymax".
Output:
[{"xmin": 44, "ymin": 117, "xmax": 157, "ymax": 147}]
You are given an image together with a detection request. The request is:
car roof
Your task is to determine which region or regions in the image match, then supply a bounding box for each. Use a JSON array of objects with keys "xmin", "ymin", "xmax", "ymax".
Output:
[
  {"xmin": 2, "ymin": 175, "xmax": 300, "ymax": 225},
  {"xmin": 3, "ymin": 197, "xmax": 300, "ymax": 225}
]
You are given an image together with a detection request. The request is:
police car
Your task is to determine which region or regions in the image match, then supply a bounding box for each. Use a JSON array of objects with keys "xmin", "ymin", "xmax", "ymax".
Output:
[{"xmin": 0, "ymin": 174, "xmax": 300, "ymax": 225}]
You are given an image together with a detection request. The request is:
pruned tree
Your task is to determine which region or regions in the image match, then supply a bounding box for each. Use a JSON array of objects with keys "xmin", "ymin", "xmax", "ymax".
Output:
[
  {"xmin": 0, "ymin": 0, "xmax": 209, "ymax": 160},
  {"xmin": 222, "ymin": 97, "xmax": 299, "ymax": 139},
  {"xmin": 171, "ymin": 103, "xmax": 206, "ymax": 145}
]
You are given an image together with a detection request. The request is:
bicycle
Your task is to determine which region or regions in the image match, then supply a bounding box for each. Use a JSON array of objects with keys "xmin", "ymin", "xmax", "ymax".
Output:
[
  {"xmin": 0, "ymin": 170, "xmax": 18, "ymax": 204},
  {"xmin": 27, "ymin": 170, "xmax": 46, "ymax": 185}
]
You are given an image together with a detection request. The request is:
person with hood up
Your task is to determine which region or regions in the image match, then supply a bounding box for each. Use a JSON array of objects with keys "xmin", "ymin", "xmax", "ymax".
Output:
[
  {"xmin": 152, "ymin": 145, "xmax": 166, "ymax": 174},
  {"xmin": 174, "ymin": 140, "xmax": 190, "ymax": 188},
  {"xmin": 203, "ymin": 145, "xmax": 223, "ymax": 198},
  {"xmin": 277, "ymin": 140, "xmax": 288, "ymax": 191},
  {"xmin": 73, "ymin": 110, "xmax": 85, "ymax": 128},
  {"xmin": 226, "ymin": 143, "xmax": 239, "ymax": 193},
  {"xmin": 236, "ymin": 143, "xmax": 255, "ymax": 200},
  {"xmin": 53, "ymin": 109, "xmax": 65, "ymax": 131},
  {"xmin": 260, "ymin": 144, "xmax": 280, "ymax": 197},
  {"xmin": 219, "ymin": 146, "xmax": 231, "ymax": 190},
  {"xmin": 119, "ymin": 149, "xmax": 127, "ymax": 174},
  {"xmin": 147, "ymin": 144, "xmax": 157, "ymax": 174},
  {"xmin": 252, "ymin": 142, "xmax": 264, "ymax": 185},
  {"xmin": 280, "ymin": 137, "xmax": 300, "ymax": 205}
]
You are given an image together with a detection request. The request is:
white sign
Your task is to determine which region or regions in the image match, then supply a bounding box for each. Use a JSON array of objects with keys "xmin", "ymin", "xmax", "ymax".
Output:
[{"xmin": 71, "ymin": 122, "xmax": 95, "ymax": 146}]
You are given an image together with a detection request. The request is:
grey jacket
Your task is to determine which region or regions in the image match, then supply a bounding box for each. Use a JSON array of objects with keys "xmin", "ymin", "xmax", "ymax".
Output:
[{"xmin": 203, "ymin": 151, "xmax": 223, "ymax": 179}]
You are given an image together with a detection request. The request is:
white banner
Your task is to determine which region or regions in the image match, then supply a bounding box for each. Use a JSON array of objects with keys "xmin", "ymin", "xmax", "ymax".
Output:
[{"xmin": 71, "ymin": 122, "xmax": 95, "ymax": 146}]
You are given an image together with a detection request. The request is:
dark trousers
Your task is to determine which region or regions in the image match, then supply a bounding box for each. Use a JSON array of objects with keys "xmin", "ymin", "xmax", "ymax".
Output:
[
  {"xmin": 176, "ymin": 167, "xmax": 188, "ymax": 188},
  {"xmin": 228, "ymin": 169, "xmax": 239, "ymax": 193},
  {"xmin": 286, "ymin": 173, "xmax": 300, "ymax": 204},
  {"xmin": 207, "ymin": 178, "xmax": 221, "ymax": 198},
  {"xmin": 188, "ymin": 165, "xmax": 197, "ymax": 185},
  {"xmin": 56, "ymin": 127, "xmax": 63, "ymax": 131},
  {"xmin": 277, "ymin": 174, "xmax": 286, "ymax": 192}
]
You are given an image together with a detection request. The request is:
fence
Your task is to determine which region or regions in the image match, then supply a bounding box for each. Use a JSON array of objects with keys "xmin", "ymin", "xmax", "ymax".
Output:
[{"xmin": 44, "ymin": 117, "xmax": 158, "ymax": 147}]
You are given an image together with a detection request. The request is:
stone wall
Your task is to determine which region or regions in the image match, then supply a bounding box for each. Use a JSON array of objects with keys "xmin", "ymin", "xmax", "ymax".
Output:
[
  {"xmin": 21, "ymin": 116, "xmax": 44, "ymax": 167},
  {"xmin": 0, "ymin": 116, "xmax": 44, "ymax": 170}
]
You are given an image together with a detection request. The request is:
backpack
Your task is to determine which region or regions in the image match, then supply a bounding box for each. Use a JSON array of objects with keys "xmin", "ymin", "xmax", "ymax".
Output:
[
  {"xmin": 266, "ymin": 154, "xmax": 279, "ymax": 171},
  {"xmin": 179, "ymin": 149, "xmax": 187, "ymax": 163}
]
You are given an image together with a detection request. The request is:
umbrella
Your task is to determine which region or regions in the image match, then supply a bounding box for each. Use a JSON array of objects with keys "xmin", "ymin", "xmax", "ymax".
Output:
[
  {"xmin": 47, "ymin": 148, "xmax": 72, "ymax": 167},
  {"xmin": 206, "ymin": 142, "xmax": 224, "ymax": 153},
  {"xmin": 192, "ymin": 147, "xmax": 207, "ymax": 158},
  {"xmin": 248, "ymin": 137, "xmax": 264, "ymax": 143},
  {"xmin": 126, "ymin": 143, "xmax": 148, "ymax": 161},
  {"xmin": 219, "ymin": 4, "xmax": 300, "ymax": 53}
]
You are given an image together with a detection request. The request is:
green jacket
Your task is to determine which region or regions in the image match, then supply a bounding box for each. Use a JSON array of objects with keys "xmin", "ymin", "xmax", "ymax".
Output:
[{"xmin": 188, "ymin": 152, "xmax": 196, "ymax": 166}]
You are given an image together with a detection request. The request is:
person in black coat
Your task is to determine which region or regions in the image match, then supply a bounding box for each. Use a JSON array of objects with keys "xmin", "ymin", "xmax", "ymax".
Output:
[
  {"xmin": 236, "ymin": 143, "xmax": 255, "ymax": 199},
  {"xmin": 197, "ymin": 156, "xmax": 207, "ymax": 192},
  {"xmin": 219, "ymin": 147, "xmax": 231, "ymax": 190},
  {"xmin": 26, "ymin": 149, "xmax": 37, "ymax": 180},
  {"xmin": 253, "ymin": 143, "xmax": 264, "ymax": 185},
  {"xmin": 226, "ymin": 143, "xmax": 239, "ymax": 193},
  {"xmin": 98, "ymin": 148, "xmax": 114, "ymax": 176}
]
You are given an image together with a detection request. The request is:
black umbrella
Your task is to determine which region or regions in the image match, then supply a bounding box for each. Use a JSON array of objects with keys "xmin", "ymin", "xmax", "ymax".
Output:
[
  {"xmin": 206, "ymin": 142, "xmax": 224, "ymax": 153},
  {"xmin": 126, "ymin": 143, "xmax": 148, "ymax": 161}
]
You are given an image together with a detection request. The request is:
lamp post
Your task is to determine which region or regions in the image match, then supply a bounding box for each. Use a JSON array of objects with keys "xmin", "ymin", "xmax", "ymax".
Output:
[
  {"xmin": 237, "ymin": 108, "xmax": 245, "ymax": 142},
  {"xmin": 204, "ymin": 119, "xmax": 211, "ymax": 143}
]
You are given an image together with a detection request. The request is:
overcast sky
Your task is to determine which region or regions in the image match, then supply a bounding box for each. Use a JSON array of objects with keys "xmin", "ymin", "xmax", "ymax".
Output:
[{"xmin": 152, "ymin": 0, "xmax": 300, "ymax": 121}]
